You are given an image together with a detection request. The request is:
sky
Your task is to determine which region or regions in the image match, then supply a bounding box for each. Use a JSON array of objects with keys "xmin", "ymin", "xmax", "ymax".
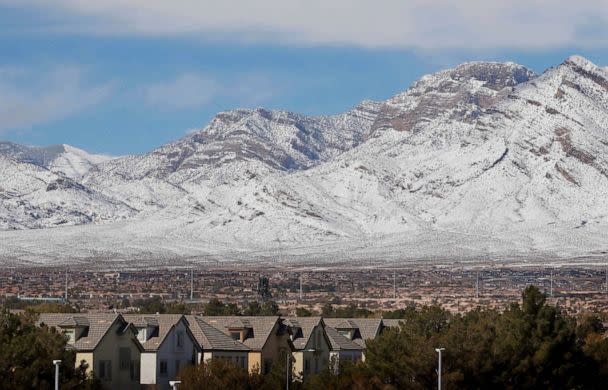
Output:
[{"xmin": 0, "ymin": 1, "xmax": 607, "ymax": 155}]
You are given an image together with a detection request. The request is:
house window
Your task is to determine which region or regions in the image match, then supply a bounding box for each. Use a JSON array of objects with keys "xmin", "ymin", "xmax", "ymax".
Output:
[
  {"xmin": 159, "ymin": 360, "xmax": 168, "ymax": 376},
  {"xmin": 338, "ymin": 330, "xmax": 352, "ymax": 339},
  {"xmin": 230, "ymin": 332, "xmax": 241, "ymax": 341},
  {"xmin": 119, "ymin": 348, "xmax": 131, "ymax": 371},
  {"xmin": 98, "ymin": 360, "xmax": 112, "ymax": 381},
  {"xmin": 64, "ymin": 329, "xmax": 76, "ymax": 343},
  {"xmin": 176, "ymin": 331, "xmax": 185, "ymax": 349}
]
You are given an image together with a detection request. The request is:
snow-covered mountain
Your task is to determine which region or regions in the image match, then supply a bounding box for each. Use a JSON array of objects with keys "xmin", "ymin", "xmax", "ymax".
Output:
[
  {"xmin": 1, "ymin": 55, "xmax": 608, "ymax": 266},
  {"xmin": 0, "ymin": 142, "xmax": 113, "ymax": 179},
  {"xmin": 0, "ymin": 154, "xmax": 134, "ymax": 230}
]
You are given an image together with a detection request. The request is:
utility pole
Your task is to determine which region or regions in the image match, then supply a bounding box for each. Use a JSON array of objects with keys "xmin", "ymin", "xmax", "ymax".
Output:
[
  {"xmin": 475, "ymin": 271, "xmax": 479, "ymax": 299},
  {"xmin": 435, "ymin": 348, "xmax": 445, "ymax": 390},
  {"xmin": 299, "ymin": 274, "xmax": 303, "ymax": 301},
  {"xmin": 64, "ymin": 270, "xmax": 68, "ymax": 302},
  {"xmin": 393, "ymin": 271, "xmax": 396, "ymax": 299},
  {"xmin": 190, "ymin": 267, "xmax": 194, "ymax": 302},
  {"xmin": 605, "ymin": 267, "xmax": 607, "ymax": 292},
  {"xmin": 550, "ymin": 268, "xmax": 554, "ymax": 297}
]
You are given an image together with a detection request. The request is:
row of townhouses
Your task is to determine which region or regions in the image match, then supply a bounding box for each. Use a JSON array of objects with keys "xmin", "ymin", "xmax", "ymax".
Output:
[{"xmin": 37, "ymin": 313, "xmax": 403, "ymax": 390}]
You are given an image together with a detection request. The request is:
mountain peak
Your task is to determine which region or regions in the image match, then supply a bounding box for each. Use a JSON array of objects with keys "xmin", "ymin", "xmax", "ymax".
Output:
[
  {"xmin": 448, "ymin": 60, "xmax": 536, "ymax": 90},
  {"xmin": 562, "ymin": 55, "xmax": 604, "ymax": 74}
]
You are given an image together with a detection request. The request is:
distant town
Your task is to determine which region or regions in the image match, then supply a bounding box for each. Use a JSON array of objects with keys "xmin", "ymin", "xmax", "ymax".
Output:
[{"xmin": 3, "ymin": 264, "xmax": 608, "ymax": 316}]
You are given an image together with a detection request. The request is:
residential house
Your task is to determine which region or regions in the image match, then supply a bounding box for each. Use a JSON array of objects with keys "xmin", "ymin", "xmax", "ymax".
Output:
[
  {"xmin": 284, "ymin": 317, "xmax": 331, "ymax": 379},
  {"xmin": 186, "ymin": 315, "xmax": 250, "ymax": 369},
  {"xmin": 38, "ymin": 313, "xmax": 143, "ymax": 390},
  {"xmin": 123, "ymin": 314, "xmax": 200, "ymax": 390},
  {"xmin": 324, "ymin": 325, "xmax": 364, "ymax": 369},
  {"xmin": 201, "ymin": 316, "xmax": 293, "ymax": 374},
  {"xmin": 323, "ymin": 318, "xmax": 383, "ymax": 361}
]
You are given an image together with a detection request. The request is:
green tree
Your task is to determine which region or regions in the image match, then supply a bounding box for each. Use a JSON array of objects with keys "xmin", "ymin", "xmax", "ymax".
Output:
[
  {"xmin": 178, "ymin": 358, "xmax": 252, "ymax": 390},
  {"xmin": 203, "ymin": 298, "xmax": 241, "ymax": 316},
  {"xmin": 295, "ymin": 307, "xmax": 313, "ymax": 317},
  {"xmin": 0, "ymin": 310, "xmax": 100, "ymax": 390}
]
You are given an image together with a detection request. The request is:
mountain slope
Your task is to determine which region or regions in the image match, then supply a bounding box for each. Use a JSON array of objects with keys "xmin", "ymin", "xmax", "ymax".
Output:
[
  {"xmin": 1, "ymin": 55, "xmax": 607, "ymax": 266},
  {"xmin": 0, "ymin": 154, "xmax": 134, "ymax": 230},
  {"xmin": 0, "ymin": 142, "xmax": 113, "ymax": 179}
]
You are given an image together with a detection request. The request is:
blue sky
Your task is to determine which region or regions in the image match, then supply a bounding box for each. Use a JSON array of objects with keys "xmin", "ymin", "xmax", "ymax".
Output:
[{"xmin": 0, "ymin": 1, "xmax": 607, "ymax": 155}]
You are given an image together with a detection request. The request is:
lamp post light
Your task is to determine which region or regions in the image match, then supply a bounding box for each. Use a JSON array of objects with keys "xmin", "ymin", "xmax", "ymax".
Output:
[
  {"xmin": 435, "ymin": 348, "xmax": 445, "ymax": 390},
  {"xmin": 169, "ymin": 380, "xmax": 181, "ymax": 390},
  {"xmin": 52, "ymin": 360, "xmax": 61, "ymax": 390}
]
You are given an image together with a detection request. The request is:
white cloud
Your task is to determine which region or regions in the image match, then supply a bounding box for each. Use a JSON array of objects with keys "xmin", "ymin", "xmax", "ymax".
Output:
[
  {"xmin": 0, "ymin": 66, "xmax": 113, "ymax": 133},
  {"xmin": 141, "ymin": 72, "xmax": 280, "ymax": 110},
  {"xmin": 142, "ymin": 73, "xmax": 220, "ymax": 109},
  {"xmin": 2, "ymin": 0, "xmax": 608, "ymax": 49}
]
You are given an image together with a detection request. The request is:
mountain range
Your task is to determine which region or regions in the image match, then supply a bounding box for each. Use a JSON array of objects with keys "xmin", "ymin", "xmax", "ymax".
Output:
[{"xmin": 1, "ymin": 55, "xmax": 608, "ymax": 267}]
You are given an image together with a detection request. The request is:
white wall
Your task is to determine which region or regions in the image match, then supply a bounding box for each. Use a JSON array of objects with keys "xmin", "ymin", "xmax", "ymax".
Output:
[
  {"xmin": 139, "ymin": 353, "xmax": 157, "ymax": 385},
  {"xmin": 154, "ymin": 321, "xmax": 197, "ymax": 390}
]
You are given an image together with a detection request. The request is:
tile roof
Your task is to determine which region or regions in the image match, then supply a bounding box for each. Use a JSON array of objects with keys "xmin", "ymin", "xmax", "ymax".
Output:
[
  {"xmin": 58, "ymin": 316, "xmax": 90, "ymax": 327},
  {"xmin": 381, "ymin": 319, "xmax": 405, "ymax": 329},
  {"xmin": 186, "ymin": 315, "xmax": 249, "ymax": 352},
  {"xmin": 38, "ymin": 313, "xmax": 130, "ymax": 351},
  {"xmin": 124, "ymin": 315, "xmax": 159, "ymax": 328},
  {"xmin": 283, "ymin": 317, "xmax": 323, "ymax": 350},
  {"xmin": 324, "ymin": 318, "xmax": 383, "ymax": 348},
  {"xmin": 324, "ymin": 326, "xmax": 365, "ymax": 351},
  {"xmin": 123, "ymin": 314, "xmax": 187, "ymax": 351},
  {"xmin": 199, "ymin": 316, "xmax": 281, "ymax": 351}
]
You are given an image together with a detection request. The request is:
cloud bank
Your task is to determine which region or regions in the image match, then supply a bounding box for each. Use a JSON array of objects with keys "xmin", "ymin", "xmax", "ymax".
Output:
[
  {"xmin": 3, "ymin": 0, "xmax": 608, "ymax": 49},
  {"xmin": 0, "ymin": 66, "xmax": 112, "ymax": 133},
  {"xmin": 142, "ymin": 72, "xmax": 280, "ymax": 110}
]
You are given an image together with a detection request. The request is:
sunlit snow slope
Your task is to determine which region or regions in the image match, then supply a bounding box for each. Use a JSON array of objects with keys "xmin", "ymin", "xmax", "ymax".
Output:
[{"xmin": 1, "ymin": 56, "xmax": 608, "ymax": 266}]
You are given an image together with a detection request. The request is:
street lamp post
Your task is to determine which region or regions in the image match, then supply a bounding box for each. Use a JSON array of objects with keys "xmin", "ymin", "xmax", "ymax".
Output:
[
  {"xmin": 435, "ymin": 348, "xmax": 445, "ymax": 390},
  {"xmin": 286, "ymin": 353, "xmax": 293, "ymax": 390},
  {"xmin": 286, "ymin": 349, "xmax": 315, "ymax": 390},
  {"xmin": 52, "ymin": 360, "xmax": 61, "ymax": 390},
  {"xmin": 169, "ymin": 380, "xmax": 181, "ymax": 390}
]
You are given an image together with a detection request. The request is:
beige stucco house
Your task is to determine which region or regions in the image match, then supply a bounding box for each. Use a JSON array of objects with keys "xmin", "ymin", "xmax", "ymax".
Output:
[
  {"xmin": 200, "ymin": 316, "xmax": 293, "ymax": 374},
  {"xmin": 38, "ymin": 313, "xmax": 143, "ymax": 390},
  {"xmin": 284, "ymin": 317, "xmax": 332, "ymax": 380},
  {"xmin": 186, "ymin": 315, "xmax": 250, "ymax": 368}
]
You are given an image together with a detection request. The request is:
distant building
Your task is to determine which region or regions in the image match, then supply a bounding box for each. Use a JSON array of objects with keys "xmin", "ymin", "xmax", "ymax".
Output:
[{"xmin": 38, "ymin": 313, "xmax": 143, "ymax": 390}]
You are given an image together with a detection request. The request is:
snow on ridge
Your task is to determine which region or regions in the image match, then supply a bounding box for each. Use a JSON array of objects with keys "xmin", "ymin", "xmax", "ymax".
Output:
[{"xmin": 2, "ymin": 55, "xmax": 608, "ymax": 265}]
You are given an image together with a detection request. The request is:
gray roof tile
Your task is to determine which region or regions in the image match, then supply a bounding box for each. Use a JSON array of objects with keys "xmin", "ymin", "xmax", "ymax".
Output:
[
  {"xmin": 199, "ymin": 316, "xmax": 281, "ymax": 351},
  {"xmin": 38, "ymin": 313, "xmax": 131, "ymax": 351},
  {"xmin": 324, "ymin": 318, "xmax": 383, "ymax": 348},
  {"xmin": 284, "ymin": 317, "xmax": 323, "ymax": 350},
  {"xmin": 186, "ymin": 315, "xmax": 249, "ymax": 352}
]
